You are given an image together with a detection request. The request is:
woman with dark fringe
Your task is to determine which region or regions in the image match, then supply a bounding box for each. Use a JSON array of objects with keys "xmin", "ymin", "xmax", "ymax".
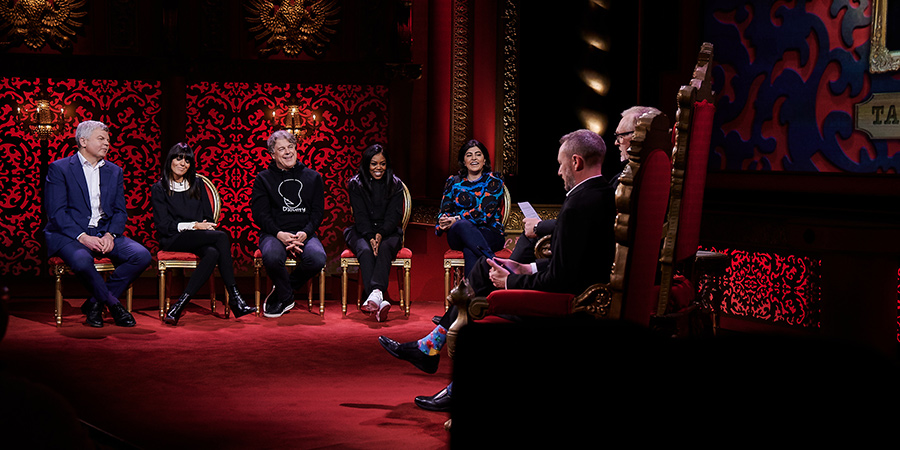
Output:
[{"xmin": 151, "ymin": 143, "xmax": 256, "ymax": 325}]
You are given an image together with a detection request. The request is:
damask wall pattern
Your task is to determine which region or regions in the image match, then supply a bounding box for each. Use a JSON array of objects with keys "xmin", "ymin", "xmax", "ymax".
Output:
[
  {"xmin": 0, "ymin": 77, "xmax": 161, "ymax": 276},
  {"xmin": 702, "ymin": 246, "xmax": 822, "ymax": 329},
  {"xmin": 184, "ymin": 82, "xmax": 389, "ymax": 271}
]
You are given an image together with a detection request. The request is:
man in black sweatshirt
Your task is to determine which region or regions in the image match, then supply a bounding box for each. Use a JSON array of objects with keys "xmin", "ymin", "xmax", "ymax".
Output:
[{"xmin": 251, "ymin": 130, "xmax": 326, "ymax": 317}]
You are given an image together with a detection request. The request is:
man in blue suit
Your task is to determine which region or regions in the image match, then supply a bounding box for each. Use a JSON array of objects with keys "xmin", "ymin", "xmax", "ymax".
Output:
[{"xmin": 44, "ymin": 120, "xmax": 151, "ymax": 327}]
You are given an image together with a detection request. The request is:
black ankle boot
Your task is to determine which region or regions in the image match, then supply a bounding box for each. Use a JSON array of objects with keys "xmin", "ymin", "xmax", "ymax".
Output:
[
  {"xmin": 227, "ymin": 285, "xmax": 257, "ymax": 318},
  {"xmin": 164, "ymin": 293, "xmax": 191, "ymax": 326}
]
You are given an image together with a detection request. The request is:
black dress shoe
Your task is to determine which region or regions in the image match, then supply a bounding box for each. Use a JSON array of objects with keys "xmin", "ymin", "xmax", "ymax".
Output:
[
  {"xmin": 109, "ymin": 303, "xmax": 136, "ymax": 327},
  {"xmin": 227, "ymin": 285, "xmax": 257, "ymax": 318},
  {"xmin": 378, "ymin": 336, "xmax": 439, "ymax": 374},
  {"xmin": 84, "ymin": 301, "xmax": 104, "ymax": 328},
  {"xmin": 415, "ymin": 386, "xmax": 452, "ymax": 412},
  {"xmin": 164, "ymin": 294, "xmax": 190, "ymax": 326}
]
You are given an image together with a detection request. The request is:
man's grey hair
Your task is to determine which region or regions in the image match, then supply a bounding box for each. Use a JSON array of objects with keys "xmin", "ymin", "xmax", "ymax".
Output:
[
  {"xmin": 620, "ymin": 106, "xmax": 662, "ymax": 129},
  {"xmin": 559, "ymin": 129, "xmax": 606, "ymax": 167},
  {"xmin": 267, "ymin": 130, "xmax": 297, "ymax": 154},
  {"xmin": 75, "ymin": 120, "xmax": 109, "ymax": 146}
]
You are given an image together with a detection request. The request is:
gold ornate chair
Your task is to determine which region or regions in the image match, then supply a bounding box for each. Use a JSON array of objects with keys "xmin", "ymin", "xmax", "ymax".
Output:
[
  {"xmin": 156, "ymin": 174, "xmax": 228, "ymax": 321},
  {"xmin": 50, "ymin": 257, "xmax": 134, "ymax": 327},
  {"xmin": 443, "ymin": 110, "xmax": 674, "ymax": 431},
  {"xmin": 339, "ymin": 181, "xmax": 413, "ymax": 316},
  {"xmin": 442, "ymin": 185, "xmax": 512, "ymax": 309},
  {"xmin": 448, "ymin": 109, "xmax": 673, "ymax": 343},
  {"xmin": 655, "ymin": 42, "xmax": 729, "ymax": 336}
]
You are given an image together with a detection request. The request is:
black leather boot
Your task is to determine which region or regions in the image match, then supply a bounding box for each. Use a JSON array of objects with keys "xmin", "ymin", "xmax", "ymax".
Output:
[
  {"xmin": 227, "ymin": 285, "xmax": 257, "ymax": 318},
  {"xmin": 164, "ymin": 293, "xmax": 191, "ymax": 326}
]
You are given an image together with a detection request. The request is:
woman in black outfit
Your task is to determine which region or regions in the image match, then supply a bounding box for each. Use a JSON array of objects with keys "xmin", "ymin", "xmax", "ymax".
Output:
[
  {"xmin": 343, "ymin": 144, "xmax": 405, "ymax": 322},
  {"xmin": 152, "ymin": 143, "xmax": 256, "ymax": 325}
]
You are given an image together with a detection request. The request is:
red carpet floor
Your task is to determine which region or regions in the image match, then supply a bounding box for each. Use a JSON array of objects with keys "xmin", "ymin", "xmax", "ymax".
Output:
[{"xmin": 0, "ymin": 296, "xmax": 454, "ymax": 449}]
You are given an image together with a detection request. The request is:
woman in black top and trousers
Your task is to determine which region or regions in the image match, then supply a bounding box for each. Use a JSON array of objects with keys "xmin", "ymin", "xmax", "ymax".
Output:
[
  {"xmin": 151, "ymin": 143, "xmax": 256, "ymax": 325},
  {"xmin": 343, "ymin": 144, "xmax": 404, "ymax": 322}
]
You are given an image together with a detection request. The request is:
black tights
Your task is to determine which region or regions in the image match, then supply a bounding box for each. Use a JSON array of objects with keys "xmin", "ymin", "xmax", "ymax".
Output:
[{"xmin": 165, "ymin": 230, "xmax": 236, "ymax": 297}]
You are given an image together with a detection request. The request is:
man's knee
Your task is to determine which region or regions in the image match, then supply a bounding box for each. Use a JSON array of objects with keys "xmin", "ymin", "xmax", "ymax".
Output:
[{"xmin": 304, "ymin": 247, "xmax": 326, "ymax": 270}]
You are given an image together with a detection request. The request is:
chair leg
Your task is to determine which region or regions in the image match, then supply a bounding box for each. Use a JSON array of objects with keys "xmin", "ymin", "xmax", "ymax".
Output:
[
  {"xmin": 444, "ymin": 266, "xmax": 451, "ymax": 311},
  {"xmin": 318, "ymin": 269, "xmax": 325, "ymax": 316},
  {"xmin": 54, "ymin": 268, "xmax": 63, "ymax": 327},
  {"xmin": 356, "ymin": 278, "xmax": 363, "ymax": 311},
  {"xmin": 158, "ymin": 268, "xmax": 166, "ymax": 321},
  {"xmin": 403, "ymin": 265, "xmax": 411, "ymax": 317},
  {"xmin": 210, "ymin": 271, "xmax": 217, "ymax": 315},
  {"xmin": 254, "ymin": 261, "xmax": 261, "ymax": 317},
  {"xmin": 126, "ymin": 285, "xmax": 133, "ymax": 313},
  {"xmin": 341, "ymin": 266, "xmax": 348, "ymax": 316}
]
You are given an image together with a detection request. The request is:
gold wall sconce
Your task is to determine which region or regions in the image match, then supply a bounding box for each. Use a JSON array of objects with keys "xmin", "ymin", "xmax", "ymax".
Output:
[
  {"xmin": 17, "ymin": 88, "xmax": 68, "ymax": 140},
  {"xmin": 271, "ymin": 105, "xmax": 322, "ymax": 138}
]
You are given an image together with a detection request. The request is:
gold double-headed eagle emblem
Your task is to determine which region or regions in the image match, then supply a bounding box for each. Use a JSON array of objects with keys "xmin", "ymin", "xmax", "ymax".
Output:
[
  {"xmin": 0, "ymin": 0, "xmax": 86, "ymax": 51},
  {"xmin": 245, "ymin": 0, "xmax": 341, "ymax": 58}
]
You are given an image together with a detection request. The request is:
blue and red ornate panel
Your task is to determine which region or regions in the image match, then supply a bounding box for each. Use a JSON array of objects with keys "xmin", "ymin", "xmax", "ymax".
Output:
[
  {"xmin": 184, "ymin": 82, "xmax": 389, "ymax": 270},
  {"xmin": 0, "ymin": 77, "xmax": 161, "ymax": 276},
  {"xmin": 705, "ymin": 0, "xmax": 900, "ymax": 172}
]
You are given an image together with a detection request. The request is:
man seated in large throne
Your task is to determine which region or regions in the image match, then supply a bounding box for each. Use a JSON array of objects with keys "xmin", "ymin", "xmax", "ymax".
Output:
[{"xmin": 380, "ymin": 126, "xmax": 628, "ymax": 410}]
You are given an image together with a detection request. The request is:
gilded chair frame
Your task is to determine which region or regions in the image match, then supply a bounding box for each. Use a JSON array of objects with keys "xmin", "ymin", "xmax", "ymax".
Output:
[
  {"xmin": 157, "ymin": 174, "xmax": 226, "ymax": 321},
  {"xmin": 51, "ymin": 258, "xmax": 134, "ymax": 327},
  {"xmin": 339, "ymin": 181, "xmax": 413, "ymax": 316}
]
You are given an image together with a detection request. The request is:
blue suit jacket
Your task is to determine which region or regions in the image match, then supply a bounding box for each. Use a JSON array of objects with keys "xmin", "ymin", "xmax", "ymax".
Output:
[{"xmin": 44, "ymin": 153, "xmax": 128, "ymax": 256}]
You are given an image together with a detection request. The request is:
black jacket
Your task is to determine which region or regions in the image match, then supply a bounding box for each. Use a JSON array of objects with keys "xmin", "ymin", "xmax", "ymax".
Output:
[
  {"xmin": 151, "ymin": 176, "xmax": 215, "ymax": 250},
  {"xmin": 347, "ymin": 174, "xmax": 404, "ymax": 240}
]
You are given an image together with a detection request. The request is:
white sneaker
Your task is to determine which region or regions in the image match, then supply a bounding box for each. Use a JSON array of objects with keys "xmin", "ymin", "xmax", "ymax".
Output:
[
  {"xmin": 375, "ymin": 299, "xmax": 391, "ymax": 322},
  {"xmin": 363, "ymin": 289, "xmax": 383, "ymax": 312}
]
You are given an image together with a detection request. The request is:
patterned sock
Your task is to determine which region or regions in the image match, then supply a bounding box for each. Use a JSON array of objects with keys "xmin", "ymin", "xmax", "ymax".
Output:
[{"xmin": 417, "ymin": 325, "xmax": 447, "ymax": 356}]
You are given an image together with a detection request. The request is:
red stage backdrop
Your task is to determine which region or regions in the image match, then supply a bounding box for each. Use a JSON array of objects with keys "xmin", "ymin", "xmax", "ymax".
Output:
[
  {"xmin": 184, "ymin": 82, "xmax": 389, "ymax": 271},
  {"xmin": 704, "ymin": 0, "xmax": 900, "ymax": 339},
  {"xmin": 0, "ymin": 77, "xmax": 161, "ymax": 277}
]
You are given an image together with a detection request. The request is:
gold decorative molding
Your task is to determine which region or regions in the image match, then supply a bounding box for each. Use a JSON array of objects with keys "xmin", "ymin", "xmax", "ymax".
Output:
[
  {"xmin": 450, "ymin": 0, "xmax": 474, "ymax": 168},
  {"xmin": 869, "ymin": 0, "xmax": 900, "ymax": 73},
  {"xmin": 497, "ymin": 0, "xmax": 520, "ymax": 175},
  {"xmin": 0, "ymin": 0, "xmax": 86, "ymax": 51},
  {"xmin": 245, "ymin": 0, "xmax": 341, "ymax": 58}
]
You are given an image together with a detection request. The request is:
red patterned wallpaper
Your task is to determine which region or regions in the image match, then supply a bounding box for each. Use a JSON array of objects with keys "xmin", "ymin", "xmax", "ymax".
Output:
[
  {"xmin": 0, "ymin": 77, "xmax": 161, "ymax": 276},
  {"xmin": 184, "ymin": 82, "xmax": 389, "ymax": 271},
  {"xmin": 0, "ymin": 78, "xmax": 387, "ymax": 277}
]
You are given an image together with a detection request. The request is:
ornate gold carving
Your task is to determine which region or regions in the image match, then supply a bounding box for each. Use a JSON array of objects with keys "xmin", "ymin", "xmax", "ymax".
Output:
[
  {"xmin": 869, "ymin": 0, "xmax": 900, "ymax": 73},
  {"xmin": 450, "ymin": 0, "xmax": 473, "ymax": 167},
  {"xmin": 0, "ymin": 0, "xmax": 86, "ymax": 51},
  {"xmin": 498, "ymin": 0, "xmax": 519, "ymax": 175},
  {"xmin": 245, "ymin": 0, "xmax": 341, "ymax": 57},
  {"xmin": 572, "ymin": 283, "xmax": 612, "ymax": 318},
  {"xmin": 657, "ymin": 42, "xmax": 714, "ymax": 316}
]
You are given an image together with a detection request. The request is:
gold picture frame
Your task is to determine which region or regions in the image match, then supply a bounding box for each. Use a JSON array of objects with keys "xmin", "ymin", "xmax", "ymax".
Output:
[{"xmin": 869, "ymin": 0, "xmax": 900, "ymax": 73}]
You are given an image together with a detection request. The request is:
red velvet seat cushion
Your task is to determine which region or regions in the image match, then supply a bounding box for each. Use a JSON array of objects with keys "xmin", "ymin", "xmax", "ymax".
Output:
[
  {"xmin": 157, "ymin": 251, "xmax": 199, "ymax": 261},
  {"xmin": 340, "ymin": 247, "xmax": 413, "ymax": 259},
  {"xmin": 481, "ymin": 289, "xmax": 575, "ymax": 317},
  {"xmin": 443, "ymin": 248, "xmax": 512, "ymax": 259},
  {"xmin": 49, "ymin": 256, "xmax": 114, "ymax": 266}
]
